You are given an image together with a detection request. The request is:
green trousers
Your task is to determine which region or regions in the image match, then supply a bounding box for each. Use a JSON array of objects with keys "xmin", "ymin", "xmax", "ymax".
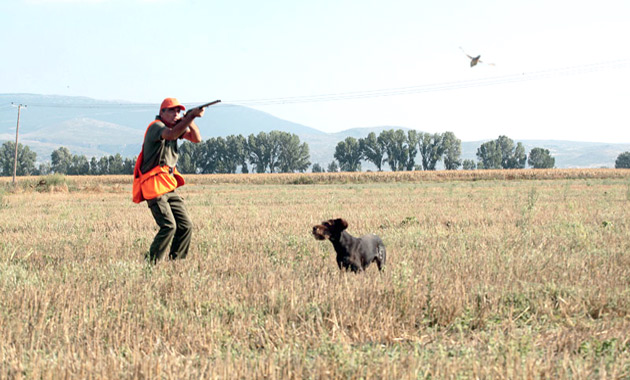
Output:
[{"xmin": 146, "ymin": 191, "xmax": 193, "ymax": 264}]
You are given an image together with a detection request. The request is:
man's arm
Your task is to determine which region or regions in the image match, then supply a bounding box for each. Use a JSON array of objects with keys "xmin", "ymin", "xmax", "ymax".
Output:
[
  {"xmin": 182, "ymin": 121, "xmax": 202, "ymax": 143},
  {"xmin": 161, "ymin": 108, "xmax": 204, "ymax": 141}
]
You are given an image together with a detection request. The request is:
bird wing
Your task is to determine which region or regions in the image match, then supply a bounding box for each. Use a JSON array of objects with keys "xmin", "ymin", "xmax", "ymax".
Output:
[{"xmin": 459, "ymin": 46, "xmax": 473, "ymax": 59}]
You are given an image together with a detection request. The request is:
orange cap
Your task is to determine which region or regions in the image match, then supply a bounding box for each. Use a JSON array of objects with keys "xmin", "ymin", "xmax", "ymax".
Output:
[{"xmin": 160, "ymin": 98, "xmax": 186, "ymax": 111}]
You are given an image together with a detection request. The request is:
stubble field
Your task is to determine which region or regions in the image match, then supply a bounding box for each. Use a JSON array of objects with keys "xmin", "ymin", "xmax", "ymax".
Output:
[{"xmin": 1, "ymin": 169, "xmax": 630, "ymax": 379}]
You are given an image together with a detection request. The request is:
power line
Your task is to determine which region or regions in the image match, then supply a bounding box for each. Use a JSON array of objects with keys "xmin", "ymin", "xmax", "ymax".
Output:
[
  {"xmin": 226, "ymin": 59, "xmax": 630, "ymax": 106},
  {"xmin": 6, "ymin": 58, "xmax": 630, "ymax": 110},
  {"xmin": 12, "ymin": 102, "xmax": 157, "ymax": 109}
]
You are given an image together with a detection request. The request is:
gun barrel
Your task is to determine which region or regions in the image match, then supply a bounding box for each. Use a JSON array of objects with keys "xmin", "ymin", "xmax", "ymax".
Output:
[
  {"xmin": 196, "ymin": 100, "xmax": 221, "ymax": 109},
  {"xmin": 185, "ymin": 100, "xmax": 221, "ymax": 116}
]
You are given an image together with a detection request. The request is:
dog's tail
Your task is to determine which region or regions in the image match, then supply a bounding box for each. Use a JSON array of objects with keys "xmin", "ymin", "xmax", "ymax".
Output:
[{"xmin": 376, "ymin": 241, "xmax": 386, "ymax": 271}]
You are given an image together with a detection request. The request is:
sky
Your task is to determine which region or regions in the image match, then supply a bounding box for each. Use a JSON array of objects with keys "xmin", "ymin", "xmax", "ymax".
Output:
[{"xmin": 1, "ymin": 0, "xmax": 629, "ymax": 143}]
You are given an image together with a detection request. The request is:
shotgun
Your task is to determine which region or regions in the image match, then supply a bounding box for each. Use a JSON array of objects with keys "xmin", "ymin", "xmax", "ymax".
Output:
[{"xmin": 185, "ymin": 99, "xmax": 221, "ymax": 115}]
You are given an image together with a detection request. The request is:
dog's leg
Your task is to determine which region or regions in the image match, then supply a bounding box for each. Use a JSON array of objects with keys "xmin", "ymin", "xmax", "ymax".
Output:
[
  {"xmin": 340, "ymin": 257, "xmax": 362, "ymax": 273},
  {"xmin": 375, "ymin": 244, "xmax": 386, "ymax": 271}
]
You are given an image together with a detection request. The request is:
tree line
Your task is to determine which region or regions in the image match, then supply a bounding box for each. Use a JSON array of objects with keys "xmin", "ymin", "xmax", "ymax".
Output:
[
  {"xmin": 3, "ymin": 130, "xmax": 630, "ymax": 177},
  {"xmin": 0, "ymin": 143, "xmax": 136, "ymax": 176},
  {"xmin": 0, "ymin": 131, "xmax": 311, "ymax": 176},
  {"xmin": 325, "ymin": 131, "xmax": 556, "ymax": 172},
  {"xmin": 177, "ymin": 131, "xmax": 310, "ymax": 174}
]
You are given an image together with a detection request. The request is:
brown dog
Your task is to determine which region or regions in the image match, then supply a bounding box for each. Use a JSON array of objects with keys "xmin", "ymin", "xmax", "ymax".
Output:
[{"xmin": 312, "ymin": 218, "xmax": 386, "ymax": 272}]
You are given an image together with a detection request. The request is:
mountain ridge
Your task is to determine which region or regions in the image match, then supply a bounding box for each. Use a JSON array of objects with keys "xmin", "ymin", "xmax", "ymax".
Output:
[{"xmin": 1, "ymin": 94, "xmax": 629, "ymax": 169}]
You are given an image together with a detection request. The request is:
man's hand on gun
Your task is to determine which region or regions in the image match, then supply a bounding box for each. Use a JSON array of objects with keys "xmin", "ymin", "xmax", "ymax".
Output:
[
  {"xmin": 179, "ymin": 100, "xmax": 220, "ymax": 139},
  {"xmin": 190, "ymin": 107, "xmax": 205, "ymax": 118}
]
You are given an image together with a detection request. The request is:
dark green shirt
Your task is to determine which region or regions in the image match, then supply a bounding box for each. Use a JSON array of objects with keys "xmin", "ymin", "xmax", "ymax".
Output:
[{"xmin": 140, "ymin": 117, "xmax": 179, "ymax": 174}]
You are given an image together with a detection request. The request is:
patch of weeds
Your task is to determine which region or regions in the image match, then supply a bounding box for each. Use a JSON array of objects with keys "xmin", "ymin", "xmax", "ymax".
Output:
[
  {"xmin": 30, "ymin": 174, "xmax": 71, "ymax": 192},
  {"xmin": 287, "ymin": 235, "xmax": 311, "ymax": 264},
  {"xmin": 132, "ymin": 237, "xmax": 148, "ymax": 250},
  {"xmin": 542, "ymin": 283, "xmax": 573, "ymax": 310},
  {"xmin": 461, "ymin": 292, "xmax": 493, "ymax": 331},
  {"xmin": 299, "ymin": 301, "xmax": 326, "ymax": 324},
  {"xmin": 265, "ymin": 243, "xmax": 287, "ymax": 266},
  {"xmin": 422, "ymin": 276, "xmax": 438, "ymax": 327},
  {"xmin": 0, "ymin": 188, "xmax": 8, "ymax": 209},
  {"xmin": 502, "ymin": 292, "xmax": 535, "ymax": 323},
  {"xmin": 290, "ymin": 175, "xmax": 315, "ymax": 185},
  {"xmin": 578, "ymin": 338, "xmax": 621, "ymax": 365},
  {"xmin": 526, "ymin": 186, "xmax": 538, "ymax": 212},
  {"xmin": 142, "ymin": 259, "xmax": 155, "ymax": 277},
  {"xmin": 517, "ymin": 187, "xmax": 538, "ymax": 229},
  {"xmin": 562, "ymin": 181, "xmax": 571, "ymax": 202},
  {"xmin": 450, "ymin": 309, "xmax": 476, "ymax": 333},
  {"xmin": 378, "ymin": 218, "xmax": 394, "ymax": 229},
  {"xmin": 400, "ymin": 216, "xmax": 419, "ymax": 227},
  {"xmin": 392, "ymin": 261, "xmax": 414, "ymax": 289}
]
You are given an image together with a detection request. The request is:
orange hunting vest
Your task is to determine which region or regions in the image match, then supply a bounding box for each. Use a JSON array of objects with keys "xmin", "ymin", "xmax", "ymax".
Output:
[{"xmin": 132, "ymin": 121, "xmax": 185, "ymax": 203}]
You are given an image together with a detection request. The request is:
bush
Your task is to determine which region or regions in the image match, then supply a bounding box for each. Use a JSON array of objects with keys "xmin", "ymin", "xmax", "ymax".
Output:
[
  {"xmin": 615, "ymin": 152, "xmax": 630, "ymax": 169},
  {"xmin": 32, "ymin": 174, "xmax": 70, "ymax": 192}
]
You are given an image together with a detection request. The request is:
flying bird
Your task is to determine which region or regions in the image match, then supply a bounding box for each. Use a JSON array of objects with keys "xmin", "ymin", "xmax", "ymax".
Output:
[{"xmin": 460, "ymin": 47, "xmax": 495, "ymax": 67}]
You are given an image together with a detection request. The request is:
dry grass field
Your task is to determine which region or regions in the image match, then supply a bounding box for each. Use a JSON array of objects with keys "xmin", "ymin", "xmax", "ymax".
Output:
[{"xmin": 1, "ymin": 169, "xmax": 630, "ymax": 379}]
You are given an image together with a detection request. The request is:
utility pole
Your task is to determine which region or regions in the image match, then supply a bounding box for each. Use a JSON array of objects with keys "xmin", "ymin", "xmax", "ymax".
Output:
[{"xmin": 11, "ymin": 103, "xmax": 26, "ymax": 185}]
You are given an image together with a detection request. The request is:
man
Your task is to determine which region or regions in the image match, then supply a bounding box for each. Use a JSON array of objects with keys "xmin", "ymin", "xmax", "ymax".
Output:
[{"xmin": 133, "ymin": 98, "xmax": 204, "ymax": 264}]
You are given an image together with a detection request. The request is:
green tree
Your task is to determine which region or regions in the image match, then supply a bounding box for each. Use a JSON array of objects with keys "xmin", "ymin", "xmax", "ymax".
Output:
[
  {"xmin": 89, "ymin": 157, "xmax": 99, "ymax": 175},
  {"xmin": 97, "ymin": 156, "xmax": 109, "ymax": 175},
  {"xmin": 442, "ymin": 131, "xmax": 462, "ymax": 170},
  {"xmin": 476, "ymin": 140, "xmax": 501, "ymax": 169},
  {"xmin": 379, "ymin": 129, "xmax": 408, "ymax": 171},
  {"xmin": 513, "ymin": 143, "xmax": 527, "ymax": 168},
  {"xmin": 276, "ymin": 132, "xmax": 310, "ymax": 173},
  {"xmin": 615, "ymin": 151, "xmax": 630, "ymax": 168},
  {"xmin": 226, "ymin": 135, "xmax": 249, "ymax": 174},
  {"xmin": 37, "ymin": 162, "xmax": 52, "ymax": 175},
  {"xmin": 68, "ymin": 154, "xmax": 89, "ymax": 175},
  {"xmin": 214, "ymin": 137, "xmax": 233, "ymax": 174},
  {"xmin": 123, "ymin": 157, "xmax": 135, "ymax": 174},
  {"xmin": 199, "ymin": 137, "xmax": 224, "ymax": 173},
  {"xmin": 477, "ymin": 136, "xmax": 526, "ymax": 169},
  {"xmin": 334, "ymin": 137, "xmax": 362, "ymax": 172},
  {"xmin": 203, "ymin": 135, "xmax": 250, "ymax": 174},
  {"xmin": 267, "ymin": 131, "xmax": 288, "ymax": 173},
  {"xmin": 247, "ymin": 132, "xmax": 274, "ymax": 173},
  {"xmin": 418, "ymin": 132, "xmax": 444, "ymax": 171},
  {"xmin": 108, "ymin": 154, "xmax": 125, "ymax": 174},
  {"xmin": 497, "ymin": 136, "xmax": 526, "ymax": 169},
  {"xmin": 528, "ymin": 147, "xmax": 555, "ymax": 169},
  {"xmin": 405, "ymin": 130, "xmax": 421, "ymax": 171},
  {"xmin": 312, "ymin": 163, "xmax": 324, "ymax": 173},
  {"xmin": 0, "ymin": 141, "xmax": 37, "ymax": 176},
  {"xmin": 178, "ymin": 141, "xmax": 200, "ymax": 174},
  {"xmin": 462, "ymin": 159, "xmax": 476, "ymax": 170},
  {"xmin": 327, "ymin": 161, "xmax": 339, "ymax": 173},
  {"xmin": 359, "ymin": 132, "xmax": 385, "ymax": 171},
  {"xmin": 51, "ymin": 147, "xmax": 72, "ymax": 174}
]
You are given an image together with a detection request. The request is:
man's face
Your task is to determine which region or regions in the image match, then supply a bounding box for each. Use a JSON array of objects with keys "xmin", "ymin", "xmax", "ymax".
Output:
[{"xmin": 160, "ymin": 107, "xmax": 183, "ymax": 126}]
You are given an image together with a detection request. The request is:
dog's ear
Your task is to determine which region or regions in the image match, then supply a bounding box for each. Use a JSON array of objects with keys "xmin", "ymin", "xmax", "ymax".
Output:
[{"xmin": 334, "ymin": 218, "xmax": 349, "ymax": 231}]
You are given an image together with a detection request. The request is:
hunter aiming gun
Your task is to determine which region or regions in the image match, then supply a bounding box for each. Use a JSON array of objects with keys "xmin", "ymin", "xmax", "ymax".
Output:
[{"xmin": 185, "ymin": 99, "xmax": 221, "ymax": 115}]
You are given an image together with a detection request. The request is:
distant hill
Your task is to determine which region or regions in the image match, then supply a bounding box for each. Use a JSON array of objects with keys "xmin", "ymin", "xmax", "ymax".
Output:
[
  {"xmin": 1, "ymin": 94, "xmax": 629, "ymax": 169},
  {"xmin": 0, "ymin": 93, "xmax": 325, "ymax": 160}
]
